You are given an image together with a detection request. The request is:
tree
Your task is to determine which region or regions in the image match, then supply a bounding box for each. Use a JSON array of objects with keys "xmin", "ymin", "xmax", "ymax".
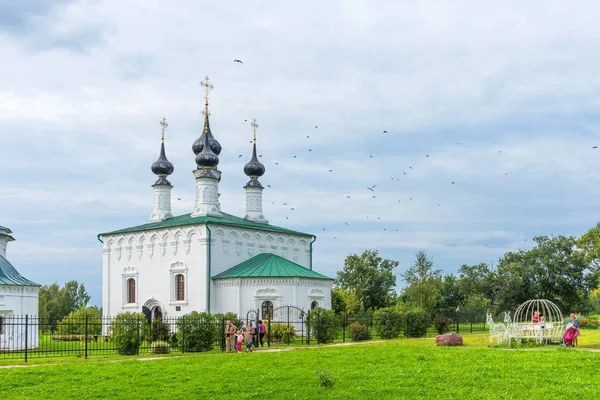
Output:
[
  {"xmin": 576, "ymin": 222, "xmax": 600, "ymax": 271},
  {"xmin": 38, "ymin": 281, "xmax": 91, "ymax": 330},
  {"xmin": 401, "ymin": 251, "xmax": 442, "ymax": 314},
  {"xmin": 437, "ymin": 274, "xmax": 464, "ymax": 313},
  {"xmin": 497, "ymin": 235, "xmax": 591, "ymax": 313},
  {"xmin": 331, "ymin": 287, "xmax": 361, "ymax": 315},
  {"xmin": 61, "ymin": 280, "xmax": 91, "ymax": 313},
  {"xmin": 335, "ymin": 250, "xmax": 398, "ymax": 312}
]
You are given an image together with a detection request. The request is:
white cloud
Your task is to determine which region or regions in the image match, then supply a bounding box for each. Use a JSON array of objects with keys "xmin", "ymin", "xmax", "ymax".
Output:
[{"xmin": 2, "ymin": 0, "xmax": 600, "ymax": 303}]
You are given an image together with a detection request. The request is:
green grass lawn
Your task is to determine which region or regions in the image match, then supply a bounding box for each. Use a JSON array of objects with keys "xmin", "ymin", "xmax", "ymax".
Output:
[{"xmin": 1, "ymin": 331, "xmax": 600, "ymax": 399}]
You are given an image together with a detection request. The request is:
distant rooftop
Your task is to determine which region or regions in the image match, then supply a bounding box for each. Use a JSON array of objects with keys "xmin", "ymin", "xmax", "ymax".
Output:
[{"xmin": 213, "ymin": 253, "xmax": 332, "ymax": 280}]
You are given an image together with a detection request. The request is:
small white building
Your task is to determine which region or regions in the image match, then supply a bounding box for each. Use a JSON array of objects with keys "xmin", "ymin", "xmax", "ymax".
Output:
[
  {"xmin": 0, "ymin": 225, "xmax": 40, "ymax": 350},
  {"xmin": 99, "ymin": 80, "xmax": 332, "ymax": 323}
]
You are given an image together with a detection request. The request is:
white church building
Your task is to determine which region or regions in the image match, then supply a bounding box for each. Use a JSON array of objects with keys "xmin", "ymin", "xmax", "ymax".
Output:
[
  {"xmin": 99, "ymin": 77, "xmax": 332, "ymax": 321},
  {"xmin": 0, "ymin": 225, "xmax": 40, "ymax": 350}
]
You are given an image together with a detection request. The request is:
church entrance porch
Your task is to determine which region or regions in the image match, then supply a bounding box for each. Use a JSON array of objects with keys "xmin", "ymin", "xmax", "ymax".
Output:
[
  {"xmin": 142, "ymin": 298, "xmax": 166, "ymax": 324},
  {"xmin": 262, "ymin": 305, "xmax": 307, "ymax": 347}
]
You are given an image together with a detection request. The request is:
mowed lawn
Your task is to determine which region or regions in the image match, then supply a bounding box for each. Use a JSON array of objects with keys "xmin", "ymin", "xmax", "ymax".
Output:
[{"xmin": 1, "ymin": 333, "xmax": 600, "ymax": 399}]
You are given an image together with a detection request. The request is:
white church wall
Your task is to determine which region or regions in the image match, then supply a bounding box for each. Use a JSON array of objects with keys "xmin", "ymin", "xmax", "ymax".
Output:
[
  {"xmin": 209, "ymin": 225, "xmax": 312, "ymax": 277},
  {"xmin": 102, "ymin": 225, "xmax": 209, "ymax": 320},
  {"xmin": 0, "ymin": 286, "xmax": 39, "ymax": 350},
  {"xmin": 213, "ymin": 278, "xmax": 332, "ymax": 316}
]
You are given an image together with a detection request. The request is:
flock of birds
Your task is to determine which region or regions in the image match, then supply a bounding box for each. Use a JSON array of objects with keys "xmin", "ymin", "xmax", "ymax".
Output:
[{"xmin": 173, "ymin": 58, "xmax": 598, "ymax": 248}]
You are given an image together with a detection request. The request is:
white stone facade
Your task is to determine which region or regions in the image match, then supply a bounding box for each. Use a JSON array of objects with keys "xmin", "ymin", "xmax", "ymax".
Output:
[
  {"xmin": 244, "ymin": 186, "xmax": 267, "ymax": 223},
  {"xmin": 101, "ymin": 223, "xmax": 331, "ymax": 319},
  {"xmin": 149, "ymin": 184, "xmax": 173, "ymax": 222},
  {"xmin": 192, "ymin": 169, "xmax": 221, "ymax": 217}
]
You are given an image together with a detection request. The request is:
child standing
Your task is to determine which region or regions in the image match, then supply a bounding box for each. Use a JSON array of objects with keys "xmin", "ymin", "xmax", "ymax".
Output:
[
  {"xmin": 245, "ymin": 322, "xmax": 256, "ymax": 352},
  {"xmin": 235, "ymin": 330, "xmax": 243, "ymax": 353}
]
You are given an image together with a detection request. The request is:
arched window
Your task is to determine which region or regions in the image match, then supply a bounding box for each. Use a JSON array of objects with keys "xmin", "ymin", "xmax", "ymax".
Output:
[
  {"xmin": 262, "ymin": 301, "xmax": 273, "ymax": 320},
  {"xmin": 311, "ymin": 300, "xmax": 319, "ymax": 310},
  {"xmin": 127, "ymin": 278, "xmax": 136, "ymax": 304},
  {"xmin": 175, "ymin": 274, "xmax": 185, "ymax": 301}
]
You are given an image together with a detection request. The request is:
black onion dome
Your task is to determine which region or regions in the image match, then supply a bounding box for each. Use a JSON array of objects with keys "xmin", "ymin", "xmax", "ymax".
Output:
[
  {"xmin": 192, "ymin": 115, "xmax": 222, "ymax": 155},
  {"xmin": 243, "ymin": 143, "xmax": 265, "ymax": 177},
  {"xmin": 151, "ymin": 142, "xmax": 174, "ymax": 176},
  {"xmin": 195, "ymin": 121, "xmax": 219, "ymax": 168}
]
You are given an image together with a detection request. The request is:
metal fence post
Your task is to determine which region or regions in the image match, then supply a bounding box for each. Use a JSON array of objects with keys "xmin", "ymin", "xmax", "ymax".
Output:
[
  {"xmin": 316, "ymin": 311, "xmax": 321, "ymax": 345},
  {"xmin": 387, "ymin": 312, "xmax": 391, "ymax": 340},
  {"xmin": 221, "ymin": 316, "xmax": 226, "ymax": 352},
  {"xmin": 456, "ymin": 311, "xmax": 459, "ymax": 334},
  {"xmin": 306, "ymin": 311, "xmax": 311, "ymax": 345},
  {"xmin": 136, "ymin": 315, "xmax": 140, "ymax": 355},
  {"xmin": 342, "ymin": 313, "xmax": 346, "ymax": 343},
  {"xmin": 24, "ymin": 315, "xmax": 28, "ymax": 363},
  {"xmin": 181, "ymin": 315, "xmax": 185, "ymax": 354},
  {"xmin": 267, "ymin": 312, "xmax": 271, "ymax": 348},
  {"xmin": 85, "ymin": 315, "xmax": 89, "ymax": 359}
]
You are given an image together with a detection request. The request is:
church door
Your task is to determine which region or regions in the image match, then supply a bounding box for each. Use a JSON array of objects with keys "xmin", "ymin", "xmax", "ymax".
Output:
[{"xmin": 152, "ymin": 306, "xmax": 163, "ymax": 321}]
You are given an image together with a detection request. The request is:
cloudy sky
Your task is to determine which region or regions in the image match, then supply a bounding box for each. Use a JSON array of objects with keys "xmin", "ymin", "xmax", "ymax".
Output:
[{"xmin": 2, "ymin": 0, "xmax": 600, "ymax": 306}]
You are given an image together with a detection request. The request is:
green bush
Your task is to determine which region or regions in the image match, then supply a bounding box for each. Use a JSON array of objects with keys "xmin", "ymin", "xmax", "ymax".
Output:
[
  {"xmin": 316, "ymin": 370, "xmax": 336, "ymax": 388},
  {"xmin": 151, "ymin": 340, "xmax": 171, "ymax": 354},
  {"xmin": 56, "ymin": 307, "xmax": 102, "ymax": 336},
  {"xmin": 308, "ymin": 308, "xmax": 339, "ymax": 344},
  {"xmin": 373, "ymin": 307, "xmax": 404, "ymax": 339},
  {"xmin": 109, "ymin": 312, "xmax": 148, "ymax": 355},
  {"xmin": 348, "ymin": 322, "xmax": 371, "ymax": 341},
  {"xmin": 177, "ymin": 312, "xmax": 219, "ymax": 352},
  {"xmin": 432, "ymin": 314, "xmax": 452, "ymax": 335},
  {"xmin": 215, "ymin": 312, "xmax": 242, "ymax": 332},
  {"xmin": 405, "ymin": 308, "xmax": 430, "ymax": 338},
  {"xmin": 269, "ymin": 323, "xmax": 296, "ymax": 344},
  {"xmin": 150, "ymin": 319, "xmax": 170, "ymax": 342},
  {"xmin": 51, "ymin": 334, "xmax": 85, "ymax": 342}
]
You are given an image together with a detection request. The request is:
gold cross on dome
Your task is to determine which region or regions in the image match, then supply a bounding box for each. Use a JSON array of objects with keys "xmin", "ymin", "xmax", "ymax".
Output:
[
  {"xmin": 200, "ymin": 76, "xmax": 214, "ymax": 103},
  {"xmin": 251, "ymin": 118, "xmax": 259, "ymax": 143},
  {"xmin": 159, "ymin": 117, "xmax": 168, "ymax": 143}
]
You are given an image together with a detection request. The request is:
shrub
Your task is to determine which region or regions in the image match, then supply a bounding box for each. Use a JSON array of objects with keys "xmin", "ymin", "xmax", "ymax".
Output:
[
  {"xmin": 348, "ymin": 322, "xmax": 371, "ymax": 341},
  {"xmin": 405, "ymin": 308, "xmax": 430, "ymax": 338},
  {"xmin": 373, "ymin": 307, "xmax": 404, "ymax": 339},
  {"xmin": 51, "ymin": 334, "xmax": 85, "ymax": 342},
  {"xmin": 308, "ymin": 308, "xmax": 339, "ymax": 344},
  {"xmin": 315, "ymin": 370, "xmax": 336, "ymax": 388},
  {"xmin": 151, "ymin": 340, "xmax": 171, "ymax": 354},
  {"xmin": 177, "ymin": 311, "xmax": 219, "ymax": 352},
  {"xmin": 56, "ymin": 307, "xmax": 102, "ymax": 336},
  {"xmin": 586, "ymin": 319, "xmax": 599, "ymax": 329},
  {"xmin": 579, "ymin": 319, "xmax": 588, "ymax": 328},
  {"xmin": 214, "ymin": 312, "xmax": 242, "ymax": 332},
  {"xmin": 110, "ymin": 312, "xmax": 148, "ymax": 355},
  {"xmin": 269, "ymin": 323, "xmax": 296, "ymax": 344},
  {"xmin": 150, "ymin": 319, "xmax": 170, "ymax": 342},
  {"xmin": 433, "ymin": 314, "xmax": 452, "ymax": 334}
]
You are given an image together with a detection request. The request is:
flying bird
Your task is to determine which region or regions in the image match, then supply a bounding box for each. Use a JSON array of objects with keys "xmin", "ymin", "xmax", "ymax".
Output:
[
  {"xmin": 322, "ymin": 227, "xmax": 326, "ymax": 231},
  {"xmin": 346, "ymin": 195, "xmax": 351, "ymax": 199},
  {"xmin": 426, "ymin": 154, "xmax": 429, "ymax": 157},
  {"xmin": 409, "ymin": 166, "xmax": 412, "ymax": 169},
  {"xmin": 451, "ymin": 181, "xmax": 455, "ymax": 184},
  {"xmin": 329, "ymin": 169, "xmax": 333, "ymax": 172},
  {"xmin": 293, "ymin": 155, "xmax": 297, "ymax": 158},
  {"xmin": 593, "ymin": 146, "xmax": 598, "ymax": 149},
  {"xmin": 315, "ymin": 126, "xmax": 318, "ymax": 128},
  {"xmin": 238, "ymin": 154, "xmax": 242, "ymax": 157},
  {"xmin": 383, "ymin": 130, "xmax": 388, "ymax": 134},
  {"xmin": 233, "ymin": 59, "xmax": 243, "ymax": 64},
  {"xmin": 309, "ymin": 149, "xmax": 312, "ymax": 151},
  {"xmin": 307, "ymin": 135, "xmax": 310, "ymax": 138},
  {"xmin": 345, "ymin": 222, "xmax": 348, "ymax": 225},
  {"xmin": 267, "ymin": 185, "xmax": 271, "ymax": 188},
  {"xmin": 177, "ymin": 197, "xmax": 182, "ymax": 200}
]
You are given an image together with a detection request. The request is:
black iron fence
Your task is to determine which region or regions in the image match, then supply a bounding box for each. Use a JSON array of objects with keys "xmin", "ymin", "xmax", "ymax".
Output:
[{"xmin": 0, "ymin": 310, "xmax": 487, "ymax": 363}]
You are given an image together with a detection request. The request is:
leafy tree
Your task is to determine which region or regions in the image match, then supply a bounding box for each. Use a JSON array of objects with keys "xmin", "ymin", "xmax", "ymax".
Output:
[
  {"xmin": 56, "ymin": 306, "xmax": 102, "ymax": 336},
  {"xmin": 576, "ymin": 222, "xmax": 600, "ymax": 271},
  {"xmin": 331, "ymin": 287, "xmax": 361, "ymax": 315},
  {"xmin": 497, "ymin": 235, "xmax": 591, "ymax": 312},
  {"xmin": 437, "ymin": 274, "xmax": 464, "ymax": 313},
  {"xmin": 61, "ymin": 280, "xmax": 91, "ymax": 313},
  {"xmin": 38, "ymin": 281, "xmax": 91, "ymax": 330},
  {"xmin": 401, "ymin": 251, "xmax": 442, "ymax": 314},
  {"xmin": 335, "ymin": 250, "xmax": 398, "ymax": 311}
]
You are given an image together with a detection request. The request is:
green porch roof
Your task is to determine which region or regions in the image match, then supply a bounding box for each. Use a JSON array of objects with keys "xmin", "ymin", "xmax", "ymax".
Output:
[
  {"xmin": 0, "ymin": 256, "xmax": 39, "ymax": 286},
  {"xmin": 99, "ymin": 212, "xmax": 312, "ymax": 238},
  {"xmin": 212, "ymin": 253, "xmax": 332, "ymax": 280}
]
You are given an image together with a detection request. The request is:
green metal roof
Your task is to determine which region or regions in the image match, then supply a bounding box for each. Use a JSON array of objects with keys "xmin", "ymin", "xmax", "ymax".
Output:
[
  {"xmin": 212, "ymin": 253, "xmax": 332, "ymax": 280},
  {"xmin": 99, "ymin": 212, "xmax": 312, "ymax": 238},
  {"xmin": 0, "ymin": 256, "xmax": 39, "ymax": 286}
]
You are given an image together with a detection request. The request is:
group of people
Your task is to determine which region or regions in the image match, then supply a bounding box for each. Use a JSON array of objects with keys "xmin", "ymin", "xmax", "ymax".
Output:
[
  {"xmin": 532, "ymin": 311, "xmax": 580, "ymax": 346},
  {"xmin": 224, "ymin": 319, "xmax": 267, "ymax": 353}
]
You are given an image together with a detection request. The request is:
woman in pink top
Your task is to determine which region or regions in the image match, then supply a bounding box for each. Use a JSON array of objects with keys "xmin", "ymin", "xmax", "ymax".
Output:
[{"xmin": 258, "ymin": 320, "xmax": 266, "ymax": 347}]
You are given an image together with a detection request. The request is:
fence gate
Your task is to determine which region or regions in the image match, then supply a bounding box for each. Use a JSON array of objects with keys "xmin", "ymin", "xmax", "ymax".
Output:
[{"xmin": 267, "ymin": 306, "xmax": 306, "ymax": 347}]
